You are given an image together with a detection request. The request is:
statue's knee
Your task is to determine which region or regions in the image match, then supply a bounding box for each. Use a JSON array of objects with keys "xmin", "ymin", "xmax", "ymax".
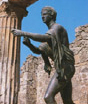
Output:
[
  {"xmin": 44, "ymin": 94, "xmax": 52, "ymax": 102},
  {"xmin": 44, "ymin": 94, "xmax": 49, "ymax": 102}
]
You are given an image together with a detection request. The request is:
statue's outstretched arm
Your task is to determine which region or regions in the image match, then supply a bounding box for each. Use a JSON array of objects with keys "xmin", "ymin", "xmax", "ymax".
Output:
[{"xmin": 11, "ymin": 29, "xmax": 51, "ymax": 42}]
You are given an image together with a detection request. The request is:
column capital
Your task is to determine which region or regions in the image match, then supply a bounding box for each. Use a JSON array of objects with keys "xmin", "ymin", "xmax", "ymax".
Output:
[{"xmin": 0, "ymin": 2, "xmax": 28, "ymax": 19}]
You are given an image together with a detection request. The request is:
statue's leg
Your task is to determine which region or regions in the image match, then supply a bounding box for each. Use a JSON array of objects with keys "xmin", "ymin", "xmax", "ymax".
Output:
[
  {"xmin": 60, "ymin": 80, "xmax": 75, "ymax": 104},
  {"xmin": 44, "ymin": 72, "xmax": 67, "ymax": 104}
]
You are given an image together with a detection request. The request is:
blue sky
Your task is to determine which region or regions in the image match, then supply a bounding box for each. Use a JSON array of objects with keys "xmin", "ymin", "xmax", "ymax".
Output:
[{"xmin": 20, "ymin": 0, "xmax": 88, "ymax": 67}]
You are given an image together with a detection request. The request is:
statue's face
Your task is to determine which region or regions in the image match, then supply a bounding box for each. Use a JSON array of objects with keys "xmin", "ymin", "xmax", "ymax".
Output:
[{"xmin": 42, "ymin": 10, "xmax": 52, "ymax": 24}]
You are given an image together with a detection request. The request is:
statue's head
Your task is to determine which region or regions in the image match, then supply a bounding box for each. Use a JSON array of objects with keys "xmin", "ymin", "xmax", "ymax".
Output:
[{"xmin": 41, "ymin": 6, "xmax": 57, "ymax": 23}]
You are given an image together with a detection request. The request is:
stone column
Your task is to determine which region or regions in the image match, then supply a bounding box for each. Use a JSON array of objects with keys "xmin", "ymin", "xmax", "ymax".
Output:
[{"xmin": 0, "ymin": 2, "xmax": 27, "ymax": 104}]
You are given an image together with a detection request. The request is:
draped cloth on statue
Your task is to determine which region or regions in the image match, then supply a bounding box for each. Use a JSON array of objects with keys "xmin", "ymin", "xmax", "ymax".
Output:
[{"xmin": 46, "ymin": 25, "xmax": 75, "ymax": 80}]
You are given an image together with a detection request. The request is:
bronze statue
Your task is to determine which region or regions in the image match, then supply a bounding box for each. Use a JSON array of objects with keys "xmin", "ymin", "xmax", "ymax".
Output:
[{"xmin": 11, "ymin": 6, "xmax": 75, "ymax": 104}]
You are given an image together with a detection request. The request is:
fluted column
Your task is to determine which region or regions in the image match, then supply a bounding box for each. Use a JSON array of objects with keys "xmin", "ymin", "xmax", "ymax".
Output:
[{"xmin": 0, "ymin": 2, "xmax": 27, "ymax": 104}]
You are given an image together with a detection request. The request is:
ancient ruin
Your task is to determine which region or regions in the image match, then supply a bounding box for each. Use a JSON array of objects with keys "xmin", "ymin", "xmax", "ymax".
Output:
[{"xmin": 0, "ymin": 0, "xmax": 88, "ymax": 104}]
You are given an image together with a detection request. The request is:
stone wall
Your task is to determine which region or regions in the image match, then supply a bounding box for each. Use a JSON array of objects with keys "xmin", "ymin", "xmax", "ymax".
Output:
[
  {"xmin": 19, "ymin": 24, "xmax": 88, "ymax": 104},
  {"xmin": 18, "ymin": 55, "xmax": 38, "ymax": 104},
  {"xmin": 70, "ymin": 24, "xmax": 88, "ymax": 104}
]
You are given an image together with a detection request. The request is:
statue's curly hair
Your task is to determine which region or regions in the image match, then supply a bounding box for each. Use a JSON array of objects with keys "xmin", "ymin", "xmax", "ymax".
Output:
[{"xmin": 41, "ymin": 6, "xmax": 57, "ymax": 21}]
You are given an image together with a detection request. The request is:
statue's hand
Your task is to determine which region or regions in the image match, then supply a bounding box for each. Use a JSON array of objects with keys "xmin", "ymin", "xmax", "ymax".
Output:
[
  {"xmin": 11, "ymin": 29, "xmax": 22, "ymax": 36},
  {"xmin": 23, "ymin": 37, "xmax": 31, "ymax": 46}
]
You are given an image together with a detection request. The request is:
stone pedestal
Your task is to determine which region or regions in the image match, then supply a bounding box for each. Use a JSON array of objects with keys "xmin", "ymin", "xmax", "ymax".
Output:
[{"xmin": 0, "ymin": 2, "xmax": 27, "ymax": 104}]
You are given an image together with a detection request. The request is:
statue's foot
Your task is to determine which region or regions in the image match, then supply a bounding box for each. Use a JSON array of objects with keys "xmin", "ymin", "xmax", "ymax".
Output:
[{"xmin": 23, "ymin": 37, "xmax": 30, "ymax": 47}]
